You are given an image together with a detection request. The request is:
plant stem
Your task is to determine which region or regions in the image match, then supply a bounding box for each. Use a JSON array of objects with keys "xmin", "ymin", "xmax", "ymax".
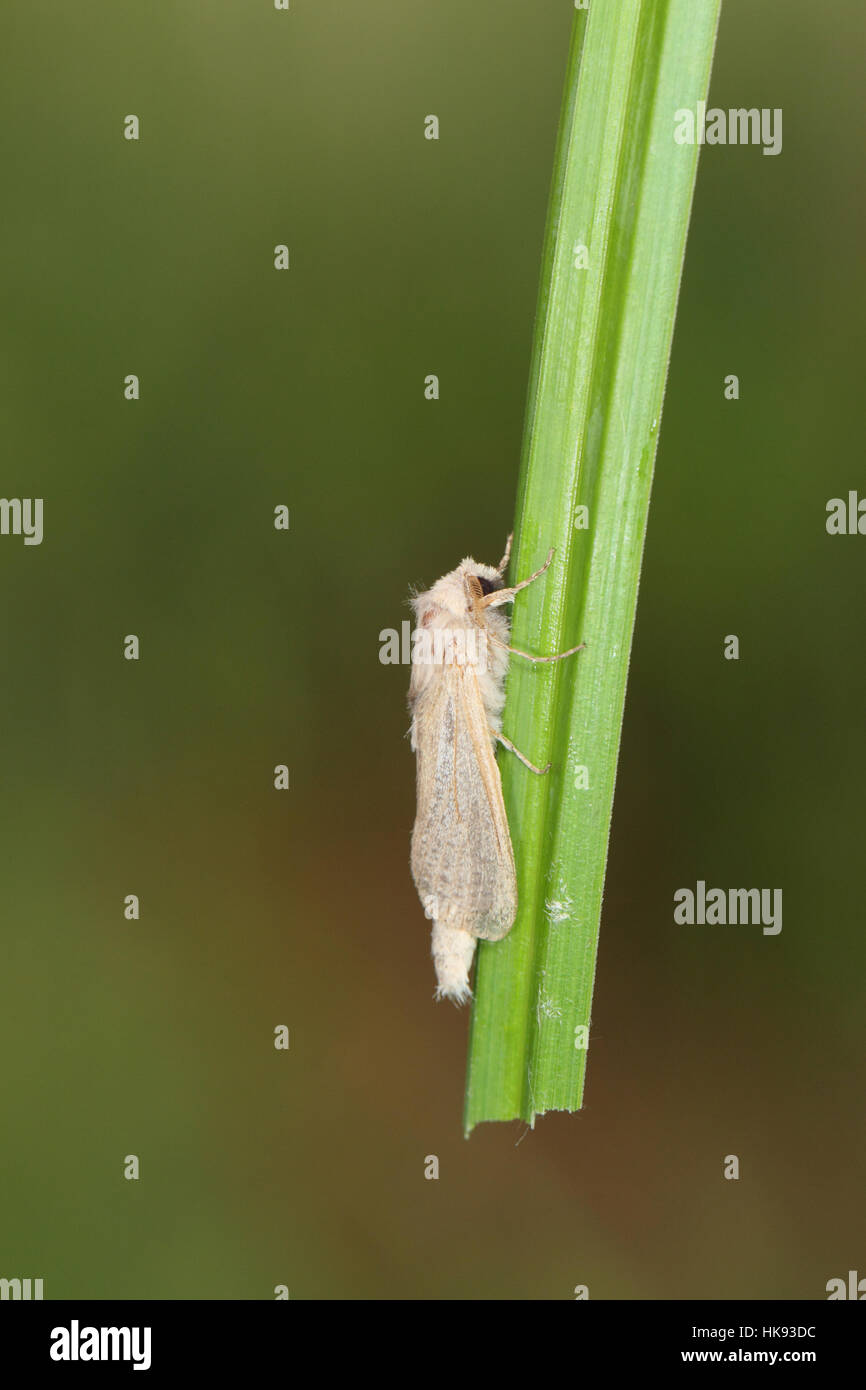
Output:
[{"xmin": 464, "ymin": 0, "xmax": 722, "ymax": 1133}]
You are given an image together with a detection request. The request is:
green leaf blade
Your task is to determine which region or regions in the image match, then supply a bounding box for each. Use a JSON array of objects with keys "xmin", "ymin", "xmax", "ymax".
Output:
[{"xmin": 465, "ymin": 0, "xmax": 722, "ymax": 1134}]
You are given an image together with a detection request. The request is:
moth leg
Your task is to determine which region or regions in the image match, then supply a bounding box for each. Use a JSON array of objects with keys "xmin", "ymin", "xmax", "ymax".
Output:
[
  {"xmin": 482, "ymin": 547, "xmax": 555, "ymax": 608},
  {"xmin": 488, "ymin": 627, "xmax": 586, "ymax": 663},
  {"xmin": 496, "ymin": 532, "xmax": 513, "ymax": 575},
  {"xmin": 496, "ymin": 731, "xmax": 550, "ymax": 776},
  {"xmin": 507, "ymin": 640, "xmax": 586, "ymax": 664}
]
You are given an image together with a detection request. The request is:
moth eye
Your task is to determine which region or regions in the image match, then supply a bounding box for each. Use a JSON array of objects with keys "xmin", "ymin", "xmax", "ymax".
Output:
[{"xmin": 476, "ymin": 575, "xmax": 502, "ymax": 596}]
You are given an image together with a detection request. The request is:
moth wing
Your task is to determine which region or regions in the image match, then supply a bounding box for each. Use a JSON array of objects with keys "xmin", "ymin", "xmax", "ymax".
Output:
[{"xmin": 410, "ymin": 662, "xmax": 517, "ymax": 942}]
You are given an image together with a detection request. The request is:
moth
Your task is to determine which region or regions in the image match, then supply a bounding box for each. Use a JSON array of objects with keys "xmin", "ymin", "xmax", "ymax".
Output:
[{"xmin": 408, "ymin": 535, "xmax": 583, "ymax": 1003}]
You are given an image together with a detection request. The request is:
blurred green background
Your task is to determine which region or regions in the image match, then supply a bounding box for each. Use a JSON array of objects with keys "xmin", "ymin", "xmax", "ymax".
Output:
[{"xmin": 1, "ymin": 0, "xmax": 863, "ymax": 1299}]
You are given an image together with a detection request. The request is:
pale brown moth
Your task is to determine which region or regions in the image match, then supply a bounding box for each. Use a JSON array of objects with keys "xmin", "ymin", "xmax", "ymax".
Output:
[{"xmin": 409, "ymin": 535, "xmax": 583, "ymax": 1003}]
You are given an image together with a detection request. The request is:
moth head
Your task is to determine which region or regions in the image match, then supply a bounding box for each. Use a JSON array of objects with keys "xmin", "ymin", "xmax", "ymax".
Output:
[
  {"xmin": 415, "ymin": 557, "xmax": 505, "ymax": 621},
  {"xmin": 464, "ymin": 558, "xmax": 505, "ymax": 614},
  {"xmin": 461, "ymin": 561, "xmax": 503, "ymax": 610}
]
